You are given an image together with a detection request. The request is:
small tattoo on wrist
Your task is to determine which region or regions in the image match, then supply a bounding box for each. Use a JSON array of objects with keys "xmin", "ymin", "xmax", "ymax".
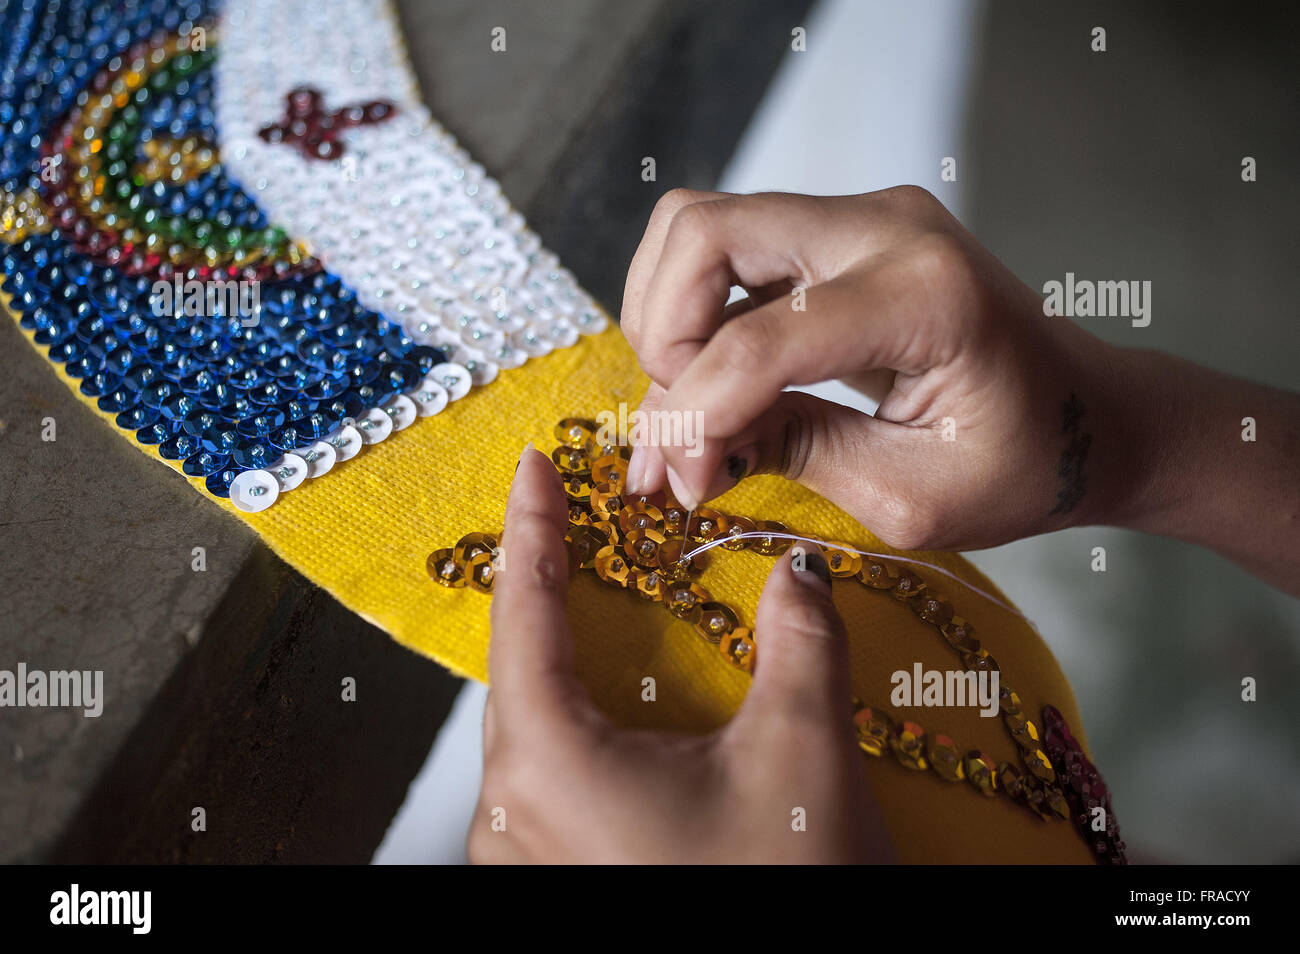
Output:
[
  {"xmin": 1049, "ymin": 391, "xmax": 1091, "ymax": 516},
  {"xmin": 726, "ymin": 455, "xmax": 748, "ymax": 481}
]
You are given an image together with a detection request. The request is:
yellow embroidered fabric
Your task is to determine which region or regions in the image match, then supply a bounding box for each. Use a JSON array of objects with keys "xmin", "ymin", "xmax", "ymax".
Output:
[{"xmin": 8, "ymin": 292, "xmax": 1095, "ymax": 862}]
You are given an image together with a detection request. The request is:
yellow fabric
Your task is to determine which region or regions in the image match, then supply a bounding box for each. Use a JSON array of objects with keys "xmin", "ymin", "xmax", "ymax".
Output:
[{"xmin": 7, "ymin": 291, "xmax": 1095, "ymax": 862}]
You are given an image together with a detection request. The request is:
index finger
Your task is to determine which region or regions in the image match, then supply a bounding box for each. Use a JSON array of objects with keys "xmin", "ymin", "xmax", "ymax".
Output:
[
  {"xmin": 487, "ymin": 444, "xmax": 594, "ymax": 734},
  {"xmin": 621, "ymin": 188, "xmax": 728, "ymax": 350}
]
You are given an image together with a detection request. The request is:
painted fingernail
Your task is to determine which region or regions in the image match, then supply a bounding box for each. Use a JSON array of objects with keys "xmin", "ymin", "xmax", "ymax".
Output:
[
  {"xmin": 725, "ymin": 445, "xmax": 755, "ymax": 486},
  {"xmin": 665, "ymin": 465, "xmax": 699, "ymax": 511},
  {"xmin": 626, "ymin": 444, "xmax": 646, "ymax": 494},
  {"xmin": 792, "ymin": 546, "xmax": 832, "ymax": 591},
  {"xmin": 516, "ymin": 440, "xmax": 533, "ymax": 472}
]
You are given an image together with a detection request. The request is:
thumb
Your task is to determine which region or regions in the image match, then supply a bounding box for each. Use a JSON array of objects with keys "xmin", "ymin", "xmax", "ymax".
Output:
[{"xmin": 733, "ymin": 545, "xmax": 855, "ymax": 733}]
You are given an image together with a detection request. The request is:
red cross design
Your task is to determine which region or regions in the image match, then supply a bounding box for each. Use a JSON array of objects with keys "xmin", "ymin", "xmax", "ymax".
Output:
[{"xmin": 257, "ymin": 86, "xmax": 398, "ymax": 161}]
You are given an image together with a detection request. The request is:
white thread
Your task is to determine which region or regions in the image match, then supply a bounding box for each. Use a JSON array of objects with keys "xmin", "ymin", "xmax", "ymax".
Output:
[{"xmin": 681, "ymin": 532, "xmax": 1037, "ymax": 631}]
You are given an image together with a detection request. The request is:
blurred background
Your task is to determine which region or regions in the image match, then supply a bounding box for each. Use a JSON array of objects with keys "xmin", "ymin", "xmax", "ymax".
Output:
[{"xmin": 377, "ymin": 0, "xmax": 1300, "ymax": 864}]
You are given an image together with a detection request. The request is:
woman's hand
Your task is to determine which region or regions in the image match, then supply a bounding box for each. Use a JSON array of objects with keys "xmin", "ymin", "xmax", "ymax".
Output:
[
  {"xmin": 620, "ymin": 186, "xmax": 1133, "ymax": 552},
  {"xmin": 467, "ymin": 446, "xmax": 893, "ymax": 864},
  {"xmin": 619, "ymin": 186, "xmax": 1300, "ymax": 596}
]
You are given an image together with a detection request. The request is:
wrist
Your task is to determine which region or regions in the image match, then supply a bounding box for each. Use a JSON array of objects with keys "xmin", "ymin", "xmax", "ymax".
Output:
[{"xmin": 1082, "ymin": 345, "xmax": 1300, "ymax": 594}]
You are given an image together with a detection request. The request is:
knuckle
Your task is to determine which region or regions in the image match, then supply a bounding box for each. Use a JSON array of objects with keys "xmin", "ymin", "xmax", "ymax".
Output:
[
  {"xmin": 652, "ymin": 187, "xmax": 707, "ymax": 224},
  {"xmin": 886, "ymin": 183, "xmax": 939, "ymax": 209},
  {"xmin": 636, "ymin": 340, "xmax": 677, "ymax": 385},
  {"xmin": 485, "ymin": 745, "xmax": 541, "ymax": 808},
  {"xmin": 908, "ymin": 230, "xmax": 964, "ymax": 279},
  {"xmin": 669, "ymin": 199, "xmax": 722, "ymax": 246},
  {"xmin": 873, "ymin": 492, "xmax": 944, "ymax": 551},
  {"xmin": 713, "ymin": 312, "xmax": 775, "ymax": 379},
  {"xmin": 665, "ymin": 197, "xmax": 738, "ymax": 252}
]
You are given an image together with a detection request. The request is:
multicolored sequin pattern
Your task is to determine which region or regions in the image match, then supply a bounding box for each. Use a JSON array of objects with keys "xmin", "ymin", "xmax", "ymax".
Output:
[{"xmin": 1, "ymin": 0, "xmax": 606, "ymax": 512}]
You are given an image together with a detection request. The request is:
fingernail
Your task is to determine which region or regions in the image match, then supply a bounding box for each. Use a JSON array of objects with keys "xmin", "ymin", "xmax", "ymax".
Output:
[
  {"xmin": 516, "ymin": 440, "xmax": 533, "ymax": 472},
  {"xmin": 665, "ymin": 465, "xmax": 698, "ymax": 511},
  {"xmin": 792, "ymin": 546, "xmax": 832, "ymax": 591},
  {"xmin": 725, "ymin": 445, "xmax": 755, "ymax": 486},
  {"xmin": 626, "ymin": 444, "xmax": 646, "ymax": 494}
]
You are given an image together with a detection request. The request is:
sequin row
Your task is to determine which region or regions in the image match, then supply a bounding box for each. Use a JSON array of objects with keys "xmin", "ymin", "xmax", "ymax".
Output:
[
  {"xmin": 429, "ymin": 415, "xmax": 1126, "ymax": 862},
  {"xmin": 213, "ymin": 0, "xmax": 609, "ymax": 381},
  {"xmin": 2, "ymin": 230, "xmax": 479, "ymax": 510}
]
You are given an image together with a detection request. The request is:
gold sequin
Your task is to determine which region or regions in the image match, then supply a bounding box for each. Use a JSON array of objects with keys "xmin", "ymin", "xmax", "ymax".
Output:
[
  {"xmin": 630, "ymin": 568, "xmax": 666, "ymax": 601},
  {"xmin": 0, "ymin": 187, "xmax": 52, "ymax": 242},
  {"xmin": 588, "ymin": 482, "xmax": 624, "ymax": 517},
  {"xmin": 917, "ymin": 595, "xmax": 954, "ymax": 626},
  {"xmin": 891, "ymin": 569, "xmax": 926, "ymax": 602},
  {"xmin": 693, "ymin": 601, "xmax": 737, "ymax": 643},
  {"xmin": 464, "ymin": 551, "xmax": 496, "ymax": 593},
  {"xmin": 1003, "ymin": 710, "xmax": 1033, "ymax": 740},
  {"xmin": 963, "ymin": 648, "xmax": 999, "ymax": 674},
  {"xmin": 941, "ymin": 616, "xmax": 976, "ymax": 649},
  {"xmin": 656, "ymin": 539, "xmax": 701, "ymax": 581},
  {"xmin": 584, "ymin": 437, "xmax": 630, "ymax": 461},
  {"xmin": 567, "ymin": 503, "xmax": 592, "ymax": 525},
  {"xmin": 928, "ymin": 734, "xmax": 965, "ymax": 781},
  {"xmin": 1044, "ymin": 785, "xmax": 1071, "ymax": 820},
  {"xmin": 134, "ymin": 135, "xmax": 218, "ymax": 185},
  {"xmin": 852, "ymin": 705, "xmax": 895, "ymax": 757},
  {"xmin": 964, "ymin": 751, "xmax": 998, "ymax": 795},
  {"xmin": 554, "ymin": 418, "xmax": 597, "ymax": 447},
  {"xmin": 565, "ymin": 525, "xmax": 608, "ymax": 569},
  {"xmin": 623, "ymin": 490, "xmax": 666, "ymax": 511},
  {"xmin": 454, "ymin": 532, "xmax": 498, "ymax": 568},
  {"xmin": 891, "ymin": 721, "xmax": 929, "ymax": 771},
  {"xmin": 823, "ymin": 542, "xmax": 862, "ymax": 578},
  {"xmin": 996, "ymin": 762, "xmax": 1024, "ymax": 799},
  {"xmin": 752, "ymin": 520, "xmax": 791, "ymax": 556},
  {"xmin": 1022, "ymin": 778, "xmax": 1054, "ymax": 820},
  {"xmin": 859, "ymin": 560, "xmax": 896, "ymax": 589},
  {"xmin": 662, "ymin": 501, "xmax": 689, "ymax": 538},
  {"xmin": 686, "ymin": 508, "xmax": 727, "ymax": 543},
  {"xmin": 426, "ymin": 548, "xmax": 464, "ymax": 587},
  {"xmin": 720, "ymin": 514, "xmax": 755, "ymax": 550},
  {"xmin": 1024, "ymin": 747, "xmax": 1057, "ymax": 784},
  {"xmin": 562, "ymin": 475, "xmax": 594, "ymax": 501},
  {"xmin": 551, "ymin": 445, "xmax": 591, "ymax": 475},
  {"xmin": 666, "ymin": 581, "xmax": 711, "ymax": 620},
  {"xmin": 594, "ymin": 545, "xmax": 632, "ymax": 587},
  {"xmin": 619, "ymin": 502, "xmax": 663, "ymax": 534},
  {"xmin": 590, "ymin": 454, "xmax": 629, "ymax": 488},
  {"xmin": 720, "ymin": 627, "xmax": 756, "ymax": 672},
  {"xmin": 589, "ymin": 518, "xmax": 620, "ymax": 545},
  {"xmin": 623, "ymin": 528, "xmax": 666, "ymax": 569},
  {"xmin": 999, "ymin": 686, "xmax": 1023, "ymax": 715}
]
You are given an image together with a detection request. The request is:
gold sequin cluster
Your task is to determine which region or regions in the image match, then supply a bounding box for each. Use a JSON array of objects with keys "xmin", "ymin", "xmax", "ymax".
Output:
[
  {"xmin": 429, "ymin": 416, "xmax": 1072, "ymax": 826},
  {"xmin": 0, "ymin": 187, "xmax": 52, "ymax": 244},
  {"xmin": 134, "ymin": 135, "xmax": 219, "ymax": 186}
]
